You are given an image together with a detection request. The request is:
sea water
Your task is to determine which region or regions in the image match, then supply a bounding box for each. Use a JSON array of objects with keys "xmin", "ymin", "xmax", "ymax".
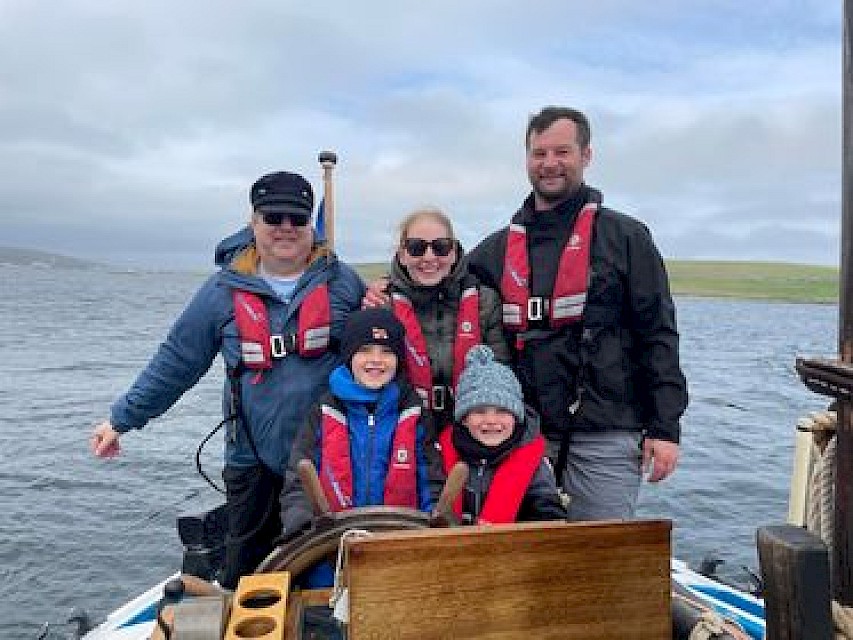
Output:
[{"xmin": 0, "ymin": 264, "xmax": 836, "ymax": 636}]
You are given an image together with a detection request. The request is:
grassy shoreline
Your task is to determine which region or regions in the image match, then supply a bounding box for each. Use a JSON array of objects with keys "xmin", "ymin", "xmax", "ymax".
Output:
[
  {"xmin": 355, "ymin": 260, "xmax": 839, "ymax": 304},
  {"xmin": 665, "ymin": 260, "xmax": 838, "ymax": 303}
]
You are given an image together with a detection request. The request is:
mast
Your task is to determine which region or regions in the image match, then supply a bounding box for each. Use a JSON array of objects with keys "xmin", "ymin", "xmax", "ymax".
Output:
[
  {"xmin": 837, "ymin": 0, "xmax": 853, "ymax": 602},
  {"xmin": 318, "ymin": 151, "xmax": 338, "ymax": 252},
  {"xmin": 842, "ymin": 2, "xmax": 853, "ymax": 359},
  {"xmin": 797, "ymin": 0, "xmax": 853, "ymax": 602}
]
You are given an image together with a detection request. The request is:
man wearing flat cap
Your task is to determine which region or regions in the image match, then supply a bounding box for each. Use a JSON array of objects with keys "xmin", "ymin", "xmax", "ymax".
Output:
[{"xmin": 90, "ymin": 170, "xmax": 365, "ymax": 588}]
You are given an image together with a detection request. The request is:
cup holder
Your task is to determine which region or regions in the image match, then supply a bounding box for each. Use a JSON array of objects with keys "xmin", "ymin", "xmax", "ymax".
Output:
[
  {"xmin": 234, "ymin": 615, "xmax": 277, "ymax": 638},
  {"xmin": 239, "ymin": 588, "xmax": 282, "ymax": 609}
]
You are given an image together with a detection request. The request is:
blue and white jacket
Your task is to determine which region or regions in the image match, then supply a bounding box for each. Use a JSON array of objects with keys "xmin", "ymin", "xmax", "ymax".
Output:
[{"xmin": 280, "ymin": 366, "xmax": 435, "ymax": 536}]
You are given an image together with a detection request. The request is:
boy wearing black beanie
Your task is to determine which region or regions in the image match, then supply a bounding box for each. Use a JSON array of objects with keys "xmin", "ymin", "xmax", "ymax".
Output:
[{"xmin": 280, "ymin": 308, "xmax": 436, "ymax": 585}]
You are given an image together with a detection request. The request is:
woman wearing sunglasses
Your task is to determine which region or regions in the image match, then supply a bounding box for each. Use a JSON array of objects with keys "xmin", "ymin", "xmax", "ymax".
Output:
[{"xmin": 382, "ymin": 207, "xmax": 510, "ymax": 437}]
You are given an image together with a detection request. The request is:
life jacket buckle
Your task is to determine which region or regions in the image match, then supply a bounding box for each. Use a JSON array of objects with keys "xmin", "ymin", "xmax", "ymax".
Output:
[
  {"xmin": 270, "ymin": 334, "xmax": 296, "ymax": 358},
  {"xmin": 432, "ymin": 385, "xmax": 448, "ymax": 411},
  {"xmin": 528, "ymin": 297, "xmax": 545, "ymax": 322}
]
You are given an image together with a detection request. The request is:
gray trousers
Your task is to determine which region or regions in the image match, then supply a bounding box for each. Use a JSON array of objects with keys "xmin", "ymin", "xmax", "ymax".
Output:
[{"xmin": 546, "ymin": 430, "xmax": 643, "ymax": 522}]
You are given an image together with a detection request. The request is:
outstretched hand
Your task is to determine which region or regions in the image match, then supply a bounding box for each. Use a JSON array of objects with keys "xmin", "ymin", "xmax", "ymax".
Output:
[
  {"xmin": 642, "ymin": 438, "xmax": 679, "ymax": 483},
  {"xmin": 90, "ymin": 421, "xmax": 121, "ymax": 458}
]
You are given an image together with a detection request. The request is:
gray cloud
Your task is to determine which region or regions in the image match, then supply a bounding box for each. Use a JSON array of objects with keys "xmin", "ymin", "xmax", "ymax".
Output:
[{"xmin": 0, "ymin": 1, "xmax": 843, "ymax": 268}]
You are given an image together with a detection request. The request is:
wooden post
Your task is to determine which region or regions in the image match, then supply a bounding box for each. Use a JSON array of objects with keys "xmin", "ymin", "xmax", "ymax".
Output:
[
  {"xmin": 757, "ymin": 525, "xmax": 832, "ymax": 639},
  {"xmin": 836, "ymin": 0, "xmax": 853, "ymax": 604},
  {"xmin": 318, "ymin": 151, "xmax": 337, "ymax": 252}
]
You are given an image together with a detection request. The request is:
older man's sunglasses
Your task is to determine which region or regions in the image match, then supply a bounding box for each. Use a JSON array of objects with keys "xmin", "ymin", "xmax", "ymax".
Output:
[
  {"xmin": 258, "ymin": 211, "xmax": 311, "ymax": 227},
  {"xmin": 403, "ymin": 237, "xmax": 455, "ymax": 257}
]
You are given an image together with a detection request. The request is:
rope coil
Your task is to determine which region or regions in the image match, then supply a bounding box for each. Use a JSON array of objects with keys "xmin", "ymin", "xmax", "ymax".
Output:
[
  {"xmin": 797, "ymin": 411, "xmax": 837, "ymax": 552},
  {"xmin": 686, "ymin": 610, "xmax": 732, "ymax": 639},
  {"xmin": 671, "ymin": 591, "xmax": 749, "ymax": 639},
  {"xmin": 796, "ymin": 410, "xmax": 853, "ymax": 639}
]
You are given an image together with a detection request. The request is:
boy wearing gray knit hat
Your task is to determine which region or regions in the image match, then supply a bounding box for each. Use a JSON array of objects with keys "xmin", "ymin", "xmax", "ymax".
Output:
[{"xmin": 436, "ymin": 346, "xmax": 566, "ymax": 525}]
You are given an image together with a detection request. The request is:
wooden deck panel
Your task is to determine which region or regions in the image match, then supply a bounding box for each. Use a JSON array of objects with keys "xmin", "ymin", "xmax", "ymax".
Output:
[{"xmin": 345, "ymin": 519, "xmax": 671, "ymax": 639}]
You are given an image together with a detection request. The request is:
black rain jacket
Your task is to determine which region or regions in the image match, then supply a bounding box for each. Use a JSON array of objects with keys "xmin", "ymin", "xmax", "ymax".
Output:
[{"xmin": 468, "ymin": 185, "xmax": 687, "ymax": 444}]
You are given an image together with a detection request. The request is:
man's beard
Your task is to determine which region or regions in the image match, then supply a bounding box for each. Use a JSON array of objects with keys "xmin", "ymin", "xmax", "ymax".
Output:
[{"xmin": 534, "ymin": 177, "xmax": 579, "ymax": 204}]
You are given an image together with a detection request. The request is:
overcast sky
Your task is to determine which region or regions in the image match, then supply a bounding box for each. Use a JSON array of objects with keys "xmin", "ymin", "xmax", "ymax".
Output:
[{"xmin": 0, "ymin": 1, "xmax": 843, "ymax": 269}]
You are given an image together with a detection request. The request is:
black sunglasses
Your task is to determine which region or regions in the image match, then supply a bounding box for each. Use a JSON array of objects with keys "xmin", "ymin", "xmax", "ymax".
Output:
[
  {"xmin": 403, "ymin": 237, "xmax": 455, "ymax": 257},
  {"xmin": 258, "ymin": 211, "xmax": 311, "ymax": 227}
]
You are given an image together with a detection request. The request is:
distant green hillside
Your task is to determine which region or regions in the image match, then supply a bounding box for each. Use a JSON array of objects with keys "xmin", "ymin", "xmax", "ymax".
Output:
[
  {"xmin": 666, "ymin": 260, "xmax": 838, "ymax": 303},
  {"xmin": 354, "ymin": 260, "xmax": 840, "ymax": 304}
]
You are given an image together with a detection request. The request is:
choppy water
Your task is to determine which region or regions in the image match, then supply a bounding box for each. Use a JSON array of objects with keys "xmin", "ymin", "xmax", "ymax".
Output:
[{"xmin": 0, "ymin": 264, "xmax": 837, "ymax": 637}]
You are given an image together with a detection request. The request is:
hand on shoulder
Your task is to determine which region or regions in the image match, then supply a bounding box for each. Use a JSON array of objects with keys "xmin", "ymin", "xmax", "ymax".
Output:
[{"xmin": 362, "ymin": 276, "xmax": 391, "ymax": 308}]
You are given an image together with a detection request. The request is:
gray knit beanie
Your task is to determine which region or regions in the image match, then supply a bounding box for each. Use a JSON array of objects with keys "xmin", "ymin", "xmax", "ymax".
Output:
[{"xmin": 453, "ymin": 345, "xmax": 525, "ymax": 422}]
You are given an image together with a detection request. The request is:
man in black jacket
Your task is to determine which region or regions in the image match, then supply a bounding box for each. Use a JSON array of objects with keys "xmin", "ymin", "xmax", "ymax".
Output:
[{"xmin": 467, "ymin": 106, "xmax": 688, "ymax": 521}]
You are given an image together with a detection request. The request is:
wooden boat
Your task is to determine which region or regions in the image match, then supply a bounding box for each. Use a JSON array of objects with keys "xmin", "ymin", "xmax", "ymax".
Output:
[
  {"xmin": 78, "ymin": 461, "xmax": 763, "ymax": 639},
  {"xmin": 79, "ymin": 506, "xmax": 762, "ymax": 639}
]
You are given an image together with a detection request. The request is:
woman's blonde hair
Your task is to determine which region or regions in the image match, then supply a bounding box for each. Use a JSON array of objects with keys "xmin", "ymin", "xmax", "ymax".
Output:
[{"xmin": 397, "ymin": 207, "xmax": 455, "ymax": 247}]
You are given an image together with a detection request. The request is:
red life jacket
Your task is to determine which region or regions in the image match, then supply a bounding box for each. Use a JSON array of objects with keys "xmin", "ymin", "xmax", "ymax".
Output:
[
  {"xmin": 500, "ymin": 203, "xmax": 596, "ymax": 332},
  {"xmin": 392, "ymin": 285, "xmax": 481, "ymax": 410},
  {"xmin": 438, "ymin": 428, "xmax": 546, "ymax": 524},
  {"xmin": 318, "ymin": 404, "xmax": 420, "ymax": 511},
  {"xmin": 232, "ymin": 284, "xmax": 331, "ymax": 370}
]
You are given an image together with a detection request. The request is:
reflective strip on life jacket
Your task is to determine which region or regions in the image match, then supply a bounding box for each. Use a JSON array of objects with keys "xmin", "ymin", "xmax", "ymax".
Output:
[
  {"xmin": 438, "ymin": 428, "xmax": 546, "ymax": 524},
  {"xmin": 319, "ymin": 404, "xmax": 420, "ymax": 511},
  {"xmin": 500, "ymin": 203, "xmax": 597, "ymax": 332},
  {"xmin": 232, "ymin": 284, "xmax": 331, "ymax": 370},
  {"xmin": 392, "ymin": 286, "xmax": 482, "ymax": 410}
]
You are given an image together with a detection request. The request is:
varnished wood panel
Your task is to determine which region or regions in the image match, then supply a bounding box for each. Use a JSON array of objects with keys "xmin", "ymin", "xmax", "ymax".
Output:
[{"xmin": 345, "ymin": 520, "xmax": 671, "ymax": 639}]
